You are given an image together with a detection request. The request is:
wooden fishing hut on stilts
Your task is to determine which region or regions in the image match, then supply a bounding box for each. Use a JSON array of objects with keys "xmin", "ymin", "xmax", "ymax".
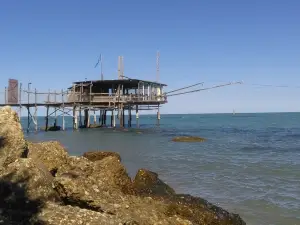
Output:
[{"xmin": 68, "ymin": 78, "xmax": 167, "ymax": 129}]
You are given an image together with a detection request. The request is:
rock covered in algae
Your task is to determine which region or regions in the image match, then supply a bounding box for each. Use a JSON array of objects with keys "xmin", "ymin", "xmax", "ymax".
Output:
[
  {"xmin": 83, "ymin": 151, "xmax": 121, "ymax": 162},
  {"xmin": 0, "ymin": 158, "xmax": 60, "ymax": 202},
  {"xmin": 133, "ymin": 168, "xmax": 175, "ymax": 197},
  {"xmin": 172, "ymin": 136, "xmax": 206, "ymax": 142},
  {"xmin": 27, "ymin": 141, "xmax": 69, "ymax": 175},
  {"xmin": 0, "ymin": 106, "xmax": 27, "ymax": 167}
]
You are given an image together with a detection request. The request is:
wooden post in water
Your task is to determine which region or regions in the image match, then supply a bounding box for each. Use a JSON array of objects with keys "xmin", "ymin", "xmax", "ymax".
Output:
[
  {"xmin": 128, "ymin": 106, "xmax": 132, "ymax": 128},
  {"xmin": 34, "ymin": 88, "xmax": 38, "ymax": 132},
  {"xmin": 73, "ymin": 106, "xmax": 76, "ymax": 129},
  {"xmin": 93, "ymin": 110, "xmax": 96, "ymax": 125},
  {"xmin": 84, "ymin": 108, "xmax": 89, "ymax": 128},
  {"xmin": 62, "ymin": 89, "xmax": 65, "ymax": 131},
  {"xmin": 54, "ymin": 90, "xmax": 57, "ymax": 125},
  {"xmin": 157, "ymin": 104, "xmax": 160, "ymax": 126},
  {"xmin": 104, "ymin": 110, "xmax": 107, "ymax": 126},
  {"xmin": 27, "ymin": 83, "xmax": 30, "ymax": 133},
  {"xmin": 113, "ymin": 109, "xmax": 116, "ymax": 127},
  {"xmin": 136, "ymin": 105, "xmax": 139, "ymax": 128},
  {"xmin": 45, "ymin": 106, "xmax": 49, "ymax": 131},
  {"xmin": 45, "ymin": 90, "xmax": 50, "ymax": 132},
  {"xmin": 4, "ymin": 87, "xmax": 7, "ymax": 104},
  {"xmin": 119, "ymin": 105, "xmax": 123, "ymax": 128},
  {"xmin": 122, "ymin": 107, "xmax": 125, "ymax": 128},
  {"xmin": 110, "ymin": 110, "xmax": 113, "ymax": 127},
  {"xmin": 19, "ymin": 83, "xmax": 22, "ymax": 121}
]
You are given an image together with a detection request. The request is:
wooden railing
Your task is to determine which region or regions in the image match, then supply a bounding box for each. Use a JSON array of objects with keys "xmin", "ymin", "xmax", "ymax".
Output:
[{"xmin": 66, "ymin": 92, "xmax": 167, "ymax": 103}]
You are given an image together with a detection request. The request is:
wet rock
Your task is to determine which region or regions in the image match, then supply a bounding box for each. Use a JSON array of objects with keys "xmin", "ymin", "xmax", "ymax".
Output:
[
  {"xmin": 27, "ymin": 141, "xmax": 69, "ymax": 176},
  {"xmin": 53, "ymin": 156, "xmax": 134, "ymax": 209},
  {"xmin": 133, "ymin": 169, "xmax": 175, "ymax": 197},
  {"xmin": 83, "ymin": 151, "xmax": 121, "ymax": 162},
  {"xmin": 47, "ymin": 125, "xmax": 61, "ymax": 131},
  {"xmin": 0, "ymin": 106, "xmax": 27, "ymax": 167},
  {"xmin": 0, "ymin": 158, "xmax": 60, "ymax": 202},
  {"xmin": 164, "ymin": 194, "xmax": 246, "ymax": 225},
  {"xmin": 172, "ymin": 136, "xmax": 206, "ymax": 142}
]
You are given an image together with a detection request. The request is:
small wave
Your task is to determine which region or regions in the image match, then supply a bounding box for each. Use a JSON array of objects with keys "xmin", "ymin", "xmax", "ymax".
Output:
[{"xmin": 239, "ymin": 146, "xmax": 273, "ymax": 152}]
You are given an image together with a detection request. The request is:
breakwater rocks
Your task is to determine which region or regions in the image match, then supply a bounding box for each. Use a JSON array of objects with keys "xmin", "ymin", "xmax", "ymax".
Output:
[{"xmin": 0, "ymin": 106, "xmax": 246, "ymax": 225}]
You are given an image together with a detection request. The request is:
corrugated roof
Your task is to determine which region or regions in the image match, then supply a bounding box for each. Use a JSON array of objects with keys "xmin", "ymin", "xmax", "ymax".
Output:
[{"xmin": 71, "ymin": 79, "xmax": 167, "ymax": 86}]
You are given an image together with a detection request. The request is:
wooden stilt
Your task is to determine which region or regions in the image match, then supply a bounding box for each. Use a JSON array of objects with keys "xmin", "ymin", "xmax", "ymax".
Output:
[
  {"xmin": 73, "ymin": 106, "xmax": 76, "ymax": 129},
  {"xmin": 79, "ymin": 108, "xmax": 82, "ymax": 127},
  {"xmin": 113, "ymin": 109, "xmax": 116, "ymax": 127},
  {"xmin": 157, "ymin": 104, "xmax": 160, "ymax": 126},
  {"xmin": 45, "ymin": 106, "xmax": 49, "ymax": 132},
  {"xmin": 54, "ymin": 90, "xmax": 57, "ymax": 125},
  {"xmin": 19, "ymin": 83, "xmax": 22, "ymax": 121},
  {"xmin": 34, "ymin": 89, "xmax": 38, "ymax": 132},
  {"xmin": 136, "ymin": 105, "xmax": 139, "ymax": 128},
  {"xmin": 104, "ymin": 110, "xmax": 107, "ymax": 126},
  {"xmin": 128, "ymin": 106, "xmax": 132, "ymax": 128},
  {"xmin": 62, "ymin": 89, "xmax": 65, "ymax": 131},
  {"xmin": 110, "ymin": 110, "xmax": 113, "ymax": 127},
  {"xmin": 84, "ymin": 109, "xmax": 89, "ymax": 128},
  {"xmin": 122, "ymin": 106, "xmax": 125, "ymax": 127}
]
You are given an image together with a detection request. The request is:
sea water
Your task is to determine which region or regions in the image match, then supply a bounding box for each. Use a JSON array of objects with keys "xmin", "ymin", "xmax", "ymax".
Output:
[{"xmin": 23, "ymin": 113, "xmax": 300, "ymax": 225}]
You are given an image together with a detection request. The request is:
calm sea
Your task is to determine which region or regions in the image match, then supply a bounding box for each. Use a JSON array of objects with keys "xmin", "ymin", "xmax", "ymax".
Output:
[{"xmin": 22, "ymin": 113, "xmax": 300, "ymax": 225}]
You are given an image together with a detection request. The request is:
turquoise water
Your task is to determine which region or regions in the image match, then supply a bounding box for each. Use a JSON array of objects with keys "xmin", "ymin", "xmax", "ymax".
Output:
[{"xmin": 23, "ymin": 113, "xmax": 300, "ymax": 225}]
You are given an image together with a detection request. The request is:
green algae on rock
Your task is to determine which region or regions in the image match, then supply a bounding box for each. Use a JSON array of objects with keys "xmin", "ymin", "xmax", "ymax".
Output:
[
  {"xmin": 172, "ymin": 136, "xmax": 206, "ymax": 142},
  {"xmin": 133, "ymin": 168, "xmax": 175, "ymax": 197},
  {"xmin": 83, "ymin": 151, "xmax": 121, "ymax": 162}
]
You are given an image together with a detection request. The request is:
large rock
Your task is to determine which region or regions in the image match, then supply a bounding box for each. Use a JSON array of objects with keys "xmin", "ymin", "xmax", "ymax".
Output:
[
  {"xmin": 164, "ymin": 194, "xmax": 246, "ymax": 225},
  {"xmin": 0, "ymin": 158, "xmax": 60, "ymax": 202},
  {"xmin": 172, "ymin": 136, "xmax": 206, "ymax": 142},
  {"xmin": 54, "ymin": 156, "xmax": 134, "ymax": 207},
  {"xmin": 0, "ymin": 106, "xmax": 27, "ymax": 167},
  {"xmin": 133, "ymin": 169, "xmax": 245, "ymax": 225},
  {"xmin": 27, "ymin": 141, "xmax": 69, "ymax": 175},
  {"xmin": 133, "ymin": 169, "xmax": 175, "ymax": 197},
  {"xmin": 83, "ymin": 151, "xmax": 121, "ymax": 162}
]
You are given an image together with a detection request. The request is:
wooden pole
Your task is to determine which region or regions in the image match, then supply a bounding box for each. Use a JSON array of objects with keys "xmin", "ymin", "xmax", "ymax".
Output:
[
  {"xmin": 4, "ymin": 87, "xmax": 7, "ymax": 104},
  {"xmin": 27, "ymin": 83, "xmax": 31, "ymax": 133},
  {"xmin": 45, "ymin": 90, "xmax": 50, "ymax": 132},
  {"xmin": 34, "ymin": 89, "xmax": 38, "ymax": 132},
  {"xmin": 94, "ymin": 110, "xmax": 96, "ymax": 124},
  {"xmin": 54, "ymin": 90, "xmax": 57, "ymax": 125},
  {"xmin": 104, "ymin": 110, "xmax": 107, "ymax": 126},
  {"xmin": 113, "ymin": 109, "xmax": 116, "ymax": 127},
  {"xmin": 73, "ymin": 106, "xmax": 76, "ymax": 129},
  {"xmin": 128, "ymin": 106, "xmax": 132, "ymax": 128},
  {"xmin": 45, "ymin": 106, "xmax": 49, "ymax": 131},
  {"xmin": 62, "ymin": 89, "xmax": 65, "ymax": 131},
  {"xmin": 122, "ymin": 107, "xmax": 125, "ymax": 128},
  {"xmin": 136, "ymin": 105, "xmax": 139, "ymax": 128},
  {"xmin": 157, "ymin": 104, "xmax": 160, "ymax": 126},
  {"xmin": 110, "ymin": 110, "xmax": 113, "ymax": 127},
  {"xmin": 19, "ymin": 83, "xmax": 22, "ymax": 121}
]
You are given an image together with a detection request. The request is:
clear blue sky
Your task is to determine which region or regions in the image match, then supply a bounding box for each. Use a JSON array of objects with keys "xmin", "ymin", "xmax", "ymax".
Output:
[{"xmin": 1, "ymin": 0, "xmax": 300, "ymax": 114}]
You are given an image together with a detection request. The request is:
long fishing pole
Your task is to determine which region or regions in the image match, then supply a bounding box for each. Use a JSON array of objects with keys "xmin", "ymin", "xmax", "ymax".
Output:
[
  {"xmin": 166, "ymin": 81, "xmax": 242, "ymax": 97},
  {"xmin": 164, "ymin": 82, "xmax": 204, "ymax": 94}
]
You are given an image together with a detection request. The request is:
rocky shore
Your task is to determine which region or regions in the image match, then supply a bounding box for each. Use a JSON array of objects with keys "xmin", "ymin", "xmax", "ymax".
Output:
[{"xmin": 0, "ymin": 106, "xmax": 246, "ymax": 225}]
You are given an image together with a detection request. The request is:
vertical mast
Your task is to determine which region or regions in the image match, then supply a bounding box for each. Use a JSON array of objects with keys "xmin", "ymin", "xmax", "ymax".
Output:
[{"xmin": 156, "ymin": 50, "xmax": 160, "ymax": 82}]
